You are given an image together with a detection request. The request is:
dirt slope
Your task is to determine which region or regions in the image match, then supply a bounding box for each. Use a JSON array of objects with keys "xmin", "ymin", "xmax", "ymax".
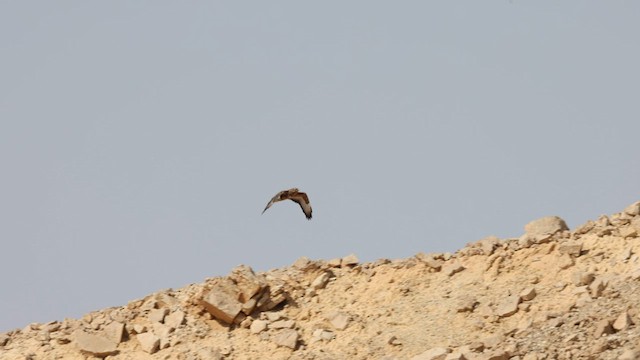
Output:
[{"xmin": 2, "ymin": 201, "xmax": 640, "ymax": 360}]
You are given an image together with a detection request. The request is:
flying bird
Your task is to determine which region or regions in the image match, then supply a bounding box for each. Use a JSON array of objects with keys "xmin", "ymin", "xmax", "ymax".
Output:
[{"xmin": 262, "ymin": 188, "xmax": 312, "ymax": 220}]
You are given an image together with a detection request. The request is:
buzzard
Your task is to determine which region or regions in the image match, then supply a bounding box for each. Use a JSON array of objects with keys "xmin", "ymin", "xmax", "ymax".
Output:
[{"xmin": 262, "ymin": 188, "xmax": 312, "ymax": 220}]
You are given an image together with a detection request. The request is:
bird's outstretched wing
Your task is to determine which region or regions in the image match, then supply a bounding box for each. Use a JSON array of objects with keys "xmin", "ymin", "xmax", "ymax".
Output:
[
  {"xmin": 262, "ymin": 191, "xmax": 285, "ymax": 214},
  {"xmin": 289, "ymin": 192, "xmax": 312, "ymax": 220},
  {"xmin": 261, "ymin": 188, "xmax": 312, "ymax": 219}
]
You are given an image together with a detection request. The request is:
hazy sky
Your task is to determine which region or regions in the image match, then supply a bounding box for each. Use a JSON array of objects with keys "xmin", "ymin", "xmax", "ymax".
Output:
[{"xmin": 1, "ymin": 2, "xmax": 639, "ymax": 332}]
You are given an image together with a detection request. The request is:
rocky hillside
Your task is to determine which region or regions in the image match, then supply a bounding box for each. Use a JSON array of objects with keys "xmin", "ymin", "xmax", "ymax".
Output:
[{"xmin": 2, "ymin": 201, "xmax": 640, "ymax": 360}]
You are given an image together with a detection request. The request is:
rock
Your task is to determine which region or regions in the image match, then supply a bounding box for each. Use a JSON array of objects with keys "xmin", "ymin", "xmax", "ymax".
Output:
[
  {"xmin": 444, "ymin": 351, "xmax": 467, "ymax": 360},
  {"xmin": 482, "ymin": 334, "xmax": 505, "ymax": 349},
  {"xmin": 442, "ymin": 262, "xmax": 465, "ymax": 277},
  {"xmin": 74, "ymin": 330, "xmax": 118, "ymax": 357},
  {"xmin": 524, "ymin": 216, "xmax": 568, "ymax": 236},
  {"xmin": 589, "ymin": 277, "xmax": 608, "ymax": 298},
  {"xmin": 103, "ymin": 321, "xmax": 125, "ymax": 344},
  {"xmin": 311, "ymin": 272, "xmax": 332, "ymax": 290},
  {"xmin": 341, "ymin": 254, "xmax": 359, "ymax": 267},
  {"xmin": 148, "ymin": 308, "xmax": 169, "ymax": 323},
  {"xmin": 613, "ymin": 311, "xmax": 633, "ymax": 331},
  {"xmin": 201, "ymin": 281, "xmax": 243, "ymax": 324},
  {"xmin": 230, "ymin": 265, "xmax": 266, "ymax": 303},
  {"xmin": 495, "ymin": 295, "xmax": 520, "ymax": 318},
  {"xmin": 593, "ymin": 319, "xmax": 614, "ymax": 338},
  {"xmin": 619, "ymin": 349, "xmax": 640, "ymax": 360},
  {"xmin": 571, "ymin": 271, "xmax": 595, "ymax": 286},
  {"xmin": 620, "ymin": 227, "xmax": 638, "ymax": 239},
  {"xmin": 519, "ymin": 287, "xmax": 536, "ymax": 301},
  {"xmin": 410, "ymin": 347, "xmax": 450, "ymax": 360},
  {"xmin": 416, "ymin": 253, "xmax": 444, "ymax": 271},
  {"xmin": 623, "ymin": 201, "xmax": 640, "ymax": 216},
  {"xmin": 132, "ymin": 324, "xmax": 147, "ymax": 334},
  {"xmin": 558, "ymin": 242, "xmax": 583, "ymax": 257},
  {"xmin": 481, "ymin": 350, "xmax": 511, "ymax": 360},
  {"xmin": 196, "ymin": 347, "xmax": 224, "ymax": 360},
  {"xmin": 456, "ymin": 296, "xmax": 478, "ymax": 312},
  {"xmin": 249, "ymin": 320, "xmax": 267, "ymax": 334},
  {"xmin": 327, "ymin": 258, "xmax": 342, "ymax": 267},
  {"xmin": 327, "ymin": 311, "xmax": 350, "ymax": 330},
  {"xmin": 0, "ymin": 333, "xmax": 8, "ymax": 346},
  {"xmin": 557, "ymin": 254, "xmax": 575, "ymax": 270},
  {"xmin": 164, "ymin": 310, "xmax": 185, "ymax": 329},
  {"xmin": 272, "ymin": 329, "xmax": 299, "ymax": 349},
  {"xmin": 137, "ymin": 332, "xmax": 160, "ymax": 354},
  {"xmin": 271, "ymin": 320, "xmax": 295, "ymax": 329}
]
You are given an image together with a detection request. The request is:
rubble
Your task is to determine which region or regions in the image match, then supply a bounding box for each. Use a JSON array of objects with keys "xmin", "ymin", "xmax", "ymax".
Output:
[{"xmin": 2, "ymin": 200, "xmax": 640, "ymax": 360}]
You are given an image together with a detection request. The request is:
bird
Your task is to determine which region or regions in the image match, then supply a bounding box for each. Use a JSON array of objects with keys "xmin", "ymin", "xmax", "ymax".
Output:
[{"xmin": 262, "ymin": 188, "xmax": 312, "ymax": 220}]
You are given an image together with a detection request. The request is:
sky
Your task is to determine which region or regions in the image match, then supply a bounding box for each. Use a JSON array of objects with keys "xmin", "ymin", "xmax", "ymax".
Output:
[{"xmin": 1, "ymin": 2, "xmax": 639, "ymax": 332}]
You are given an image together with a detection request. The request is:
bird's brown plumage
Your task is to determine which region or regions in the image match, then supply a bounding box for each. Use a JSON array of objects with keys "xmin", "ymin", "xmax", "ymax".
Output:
[{"xmin": 262, "ymin": 188, "xmax": 312, "ymax": 220}]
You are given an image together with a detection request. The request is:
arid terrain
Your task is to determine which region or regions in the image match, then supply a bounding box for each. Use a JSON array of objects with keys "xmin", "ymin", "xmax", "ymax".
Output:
[{"xmin": 2, "ymin": 201, "xmax": 640, "ymax": 360}]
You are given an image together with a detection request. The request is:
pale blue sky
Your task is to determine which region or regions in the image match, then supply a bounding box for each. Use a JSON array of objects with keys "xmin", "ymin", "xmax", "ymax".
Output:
[{"xmin": 1, "ymin": 2, "xmax": 639, "ymax": 331}]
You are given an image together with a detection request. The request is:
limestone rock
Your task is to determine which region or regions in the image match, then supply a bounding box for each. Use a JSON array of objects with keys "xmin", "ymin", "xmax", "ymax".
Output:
[
  {"xmin": 613, "ymin": 311, "xmax": 633, "ymax": 331},
  {"xmin": 311, "ymin": 272, "xmax": 332, "ymax": 290},
  {"xmin": 558, "ymin": 242, "xmax": 582, "ymax": 257},
  {"xmin": 148, "ymin": 308, "xmax": 169, "ymax": 323},
  {"xmin": 524, "ymin": 216, "xmax": 568, "ymax": 236},
  {"xmin": 230, "ymin": 265, "xmax": 266, "ymax": 303},
  {"xmin": 137, "ymin": 332, "xmax": 160, "ymax": 354},
  {"xmin": 250, "ymin": 320, "xmax": 267, "ymax": 334},
  {"xmin": 519, "ymin": 287, "xmax": 536, "ymax": 301},
  {"xmin": 103, "ymin": 321, "xmax": 125, "ymax": 344},
  {"xmin": 201, "ymin": 281, "xmax": 243, "ymax": 324},
  {"xmin": 442, "ymin": 262, "xmax": 465, "ymax": 277},
  {"xmin": 495, "ymin": 295, "xmax": 520, "ymax": 318},
  {"xmin": 593, "ymin": 319, "xmax": 614, "ymax": 338},
  {"xmin": 271, "ymin": 320, "xmax": 295, "ymax": 329},
  {"xmin": 623, "ymin": 201, "xmax": 640, "ymax": 216},
  {"xmin": 410, "ymin": 347, "xmax": 450, "ymax": 360},
  {"xmin": 416, "ymin": 253, "xmax": 444, "ymax": 271},
  {"xmin": 74, "ymin": 330, "xmax": 118, "ymax": 357},
  {"xmin": 620, "ymin": 227, "xmax": 638, "ymax": 239},
  {"xmin": 327, "ymin": 311, "xmax": 350, "ymax": 330},
  {"xmin": 341, "ymin": 254, "xmax": 359, "ymax": 267},
  {"xmin": 272, "ymin": 329, "xmax": 299, "ymax": 349},
  {"xmin": 164, "ymin": 310, "xmax": 185, "ymax": 329}
]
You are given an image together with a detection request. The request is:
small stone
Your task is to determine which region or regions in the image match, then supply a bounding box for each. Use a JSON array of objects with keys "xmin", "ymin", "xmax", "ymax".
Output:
[
  {"xmin": 250, "ymin": 320, "xmax": 267, "ymax": 334},
  {"xmin": 571, "ymin": 271, "xmax": 595, "ymax": 286},
  {"xmin": 272, "ymin": 329, "xmax": 299, "ymax": 349},
  {"xmin": 271, "ymin": 320, "xmax": 295, "ymax": 329},
  {"xmin": 133, "ymin": 324, "xmax": 147, "ymax": 334},
  {"xmin": 593, "ymin": 319, "xmax": 614, "ymax": 338},
  {"xmin": 148, "ymin": 308, "xmax": 169, "ymax": 323},
  {"xmin": 589, "ymin": 277, "xmax": 608, "ymax": 298},
  {"xmin": 0, "ymin": 333, "xmax": 9, "ymax": 346},
  {"xmin": 524, "ymin": 216, "xmax": 568, "ymax": 236},
  {"xmin": 623, "ymin": 201, "xmax": 640, "ymax": 216},
  {"xmin": 455, "ymin": 296, "xmax": 478, "ymax": 312},
  {"xmin": 482, "ymin": 350, "xmax": 511, "ymax": 360},
  {"xmin": 201, "ymin": 281, "xmax": 243, "ymax": 324},
  {"xmin": 620, "ymin": 227, "xmax": 638, "ymax": 239},
  {"xmin": 619, "ymin": 349, "xmax": 640, "ymax": 360},
  {"xmin": 495, "ymin": 295, "xmax": 520, "ymax": 318},
  {"xmin": 73, "ymin": 330, "xmax": 118, "ymax": 357},
  {"xmin": 482, "ymin": 334, "xmax": 505, "ymax": 348},
  {"xmin": 613, "ymin": 311, "xmax": 633, "ymax": 331},
  {"xmin": 103, "ymin": 321, "xmax": 125, "ymax": 344},
  {"xmin": 311, "ymin": 272, "xmax": 332, "ymax": 290},
  {"xmin": 230, "ymin": 265, "xmax": 266, "ymax": 303},
  {"xmin": 519, "ymin": 287, "xmax": 537, "ymax": 301},
  {"xmin": 410, "ymin": 347, "xmax": 450, "ymax": 360},
  {"xmin": 341, "ymin": 254, "xmax": 359, "ymax": 267},
  {"xmin": 164, "ymin": 310, "xmax": 185, "ymax": 329},
  {"xmin": 137, "ymin": 332, "xmax": 160, "ymax": 354},
  {"xmin": 327, "ymin": 311, "xmax": 350, "ymax": 330},
  {"xmin": 557, "ymin": 254, "xmax": 575, "ymax": 270},
  {"xmin": 558, "ymin": 242, "xmax": 583, "ymax": 257},
  {"xmin": 416, "ymin": 253, "xmax": 444, "ymax": 271},
  {"xmin": 442, "ymin": 262, "xmax": 465, "ymax": 277},
  {"xmin": 327, "ymin": 258, "xmax": 342, "ymax": 267}
]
